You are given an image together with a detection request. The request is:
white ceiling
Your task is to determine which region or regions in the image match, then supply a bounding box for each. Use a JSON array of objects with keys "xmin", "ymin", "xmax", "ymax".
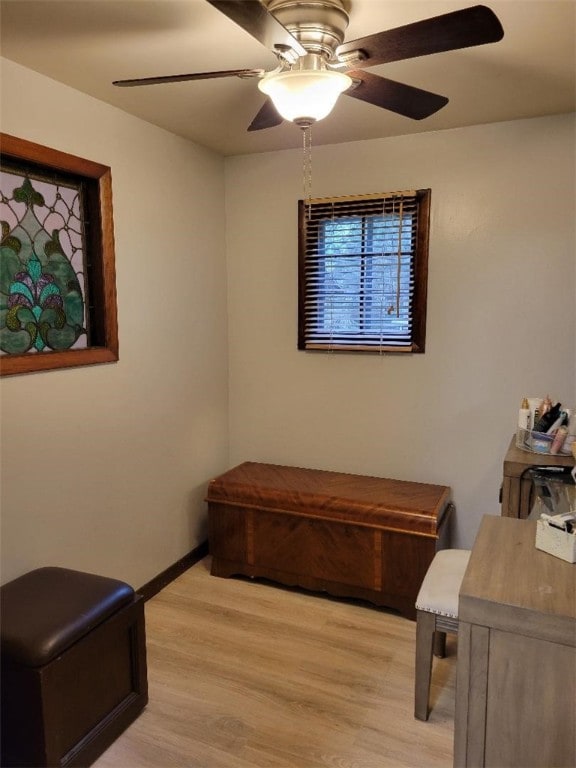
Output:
[{"xmin": 1, "ymin": 0, "xmax": 574, "ymax": 156}]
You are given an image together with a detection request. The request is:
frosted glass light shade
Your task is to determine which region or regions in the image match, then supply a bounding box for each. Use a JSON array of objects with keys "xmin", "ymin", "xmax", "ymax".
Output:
[{"xmin": 258, "ymin": 69, "xmax": 352, "ymax": 123}]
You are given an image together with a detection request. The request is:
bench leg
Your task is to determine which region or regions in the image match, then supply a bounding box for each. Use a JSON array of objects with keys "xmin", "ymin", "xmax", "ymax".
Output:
[{"xmin": 415, "ymin": 609, "xmax": 436, "ymax": 721}]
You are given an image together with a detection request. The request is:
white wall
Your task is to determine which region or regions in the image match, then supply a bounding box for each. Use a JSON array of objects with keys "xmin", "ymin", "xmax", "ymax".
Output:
[
  {"xmin": 1, "ymin": 57, "xmax": 573, "ymax": 580},
  {"xmin": 224, "ymin": 114, "xmax": 575, "ymax": 547},
  {"xmin": 0, "ymin": 59, "xmax": 229, "ymax": 586}
]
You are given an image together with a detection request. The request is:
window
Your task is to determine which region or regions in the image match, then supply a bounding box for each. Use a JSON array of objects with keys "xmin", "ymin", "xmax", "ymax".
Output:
[
  {"xmin": 1, "ymin": 133, "xmax": 118, "ymax": 376},
  {"xmin": 298, "ymin": 189, "xmax": 430, "ymax": 353}
]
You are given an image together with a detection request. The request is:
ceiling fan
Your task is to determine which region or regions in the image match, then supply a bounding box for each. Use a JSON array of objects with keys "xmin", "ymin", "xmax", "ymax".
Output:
[{"xmin": 113, "ymin": 0, "xmax": 504, "ymax": 131}]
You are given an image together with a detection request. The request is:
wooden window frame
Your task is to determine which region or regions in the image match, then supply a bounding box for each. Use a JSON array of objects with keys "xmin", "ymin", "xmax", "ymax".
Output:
[
  {"xmin": 0, "ymin": 133, "xmax": 118, "ymax": 376},
  {"xmin": 298, "ymin": 189, "xmax": 430, "ymax": 354}
]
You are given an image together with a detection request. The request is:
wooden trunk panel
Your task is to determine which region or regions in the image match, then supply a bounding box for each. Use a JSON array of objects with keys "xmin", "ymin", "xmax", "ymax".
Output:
[
  {"xmin": 208, "ymin": 503, "xmax": 246, "ymax": 565},
  {"xmin": 250, "ymin": 510, "xmax": 377, "ymax": 590},
  {"xmin": 380, "ymin": 530, "xmax": 437, "ymax": 600}
]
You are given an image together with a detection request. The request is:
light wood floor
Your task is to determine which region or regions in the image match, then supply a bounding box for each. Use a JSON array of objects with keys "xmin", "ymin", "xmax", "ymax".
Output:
[{"xmin": 94, "ymin": 557, "xmax": 456, "ymax": 768}]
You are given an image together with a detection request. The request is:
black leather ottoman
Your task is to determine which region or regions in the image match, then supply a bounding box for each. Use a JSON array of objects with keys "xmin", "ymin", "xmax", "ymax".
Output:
[{"xmin": 0, "ymin": 567, "xmax": 148, "ymax": 768}]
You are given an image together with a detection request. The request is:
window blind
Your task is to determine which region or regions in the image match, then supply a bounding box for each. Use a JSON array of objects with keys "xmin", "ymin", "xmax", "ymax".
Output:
[{"xmin": 298, "ymin": 190, "xmax": 430, "ymax": 353}]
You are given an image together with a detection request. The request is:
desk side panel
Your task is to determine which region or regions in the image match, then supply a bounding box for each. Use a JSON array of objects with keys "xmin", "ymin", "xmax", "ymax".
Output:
[{"xmin": 485, "ymin": 629, "xmax": 576, "ymax": 768}]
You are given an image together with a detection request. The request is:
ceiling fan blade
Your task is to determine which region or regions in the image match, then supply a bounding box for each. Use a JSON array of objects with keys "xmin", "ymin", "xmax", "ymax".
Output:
[
  {"xmin": 346, "ymin": 71, "xmax": 448, "ymax": 120},
  {"xmin": 247, "ymin": 98, "xmax": 283, "ymax": 132},
  {"xmin": 207, "ymin": 0, "xmax": 306, "ymax": 57},
  {"xmin": 113, "ymin": 69, "xmax": 263, "ymax": 87},
  {"xmin": 337, "ymin": 5, "xmax": 503, "ymax": 68}
]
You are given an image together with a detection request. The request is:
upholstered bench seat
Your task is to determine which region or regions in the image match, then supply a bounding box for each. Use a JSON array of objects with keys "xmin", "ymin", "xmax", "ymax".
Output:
[
  {"xmin": 1, "ymin": 567, "xmax": 135, "ymax": 667},
  {"xmin": 1, "ymin": 567, "xmax": 148, "ymax": 768},
  {"xmin": 415, "ymin": 549, "xmax": 470, "ymax": 618}
]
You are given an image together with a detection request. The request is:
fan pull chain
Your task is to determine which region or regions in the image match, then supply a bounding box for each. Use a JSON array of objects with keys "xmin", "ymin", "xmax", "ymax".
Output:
[
  {"xmin": 378, "ymin": 198, "xmax": 386, "ymax": 355},
  {"xmin": 396, "ymin": 196, "xmax": 403, "ymax": 318},
  {"xmin": 328, "ymin": 202, "xmax": 336, "ymax": 352},
  {"xmin": 302, "ymin": 124, "xmax": 313, "ymax": 220}
]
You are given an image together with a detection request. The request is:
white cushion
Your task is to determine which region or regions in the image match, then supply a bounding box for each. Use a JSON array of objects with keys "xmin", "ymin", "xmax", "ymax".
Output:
[{"xmin": 415, "ymin": 549, "xmax": 471, "ymax": 618}]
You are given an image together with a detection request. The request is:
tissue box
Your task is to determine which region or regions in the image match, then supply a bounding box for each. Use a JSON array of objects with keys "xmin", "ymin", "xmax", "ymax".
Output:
[{"xmin": 535, "ymin": 519, "xmax": 576, "ymax": 563}]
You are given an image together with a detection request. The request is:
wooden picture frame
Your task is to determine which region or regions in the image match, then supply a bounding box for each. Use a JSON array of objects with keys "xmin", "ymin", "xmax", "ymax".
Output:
[{"xmin": 0, "ymin": 133, "xmax": 118, "ymax": 376}]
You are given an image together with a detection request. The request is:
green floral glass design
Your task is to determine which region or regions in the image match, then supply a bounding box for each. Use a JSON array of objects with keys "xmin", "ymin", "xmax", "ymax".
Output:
[{"xmin": 1, "ymin": 170, "xmax": 87, "ymax": 355}]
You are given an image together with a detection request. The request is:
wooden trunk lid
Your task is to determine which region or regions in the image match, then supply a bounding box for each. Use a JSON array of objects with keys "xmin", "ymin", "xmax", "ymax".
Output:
[{"xmin": 206, "ymin": 462, "xmax": 450, "ymax": 537}]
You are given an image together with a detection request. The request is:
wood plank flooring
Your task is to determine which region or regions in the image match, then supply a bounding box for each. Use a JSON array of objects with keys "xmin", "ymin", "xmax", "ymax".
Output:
[{"xmin": 94, "ymin": 557, "xmax": 456, "ymax": 768}]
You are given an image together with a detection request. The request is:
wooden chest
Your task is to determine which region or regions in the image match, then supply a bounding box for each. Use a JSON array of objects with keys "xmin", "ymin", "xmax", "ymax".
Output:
[{"xmin": 207, "ymin": 462, "xmax": 452, "ymax": 620}]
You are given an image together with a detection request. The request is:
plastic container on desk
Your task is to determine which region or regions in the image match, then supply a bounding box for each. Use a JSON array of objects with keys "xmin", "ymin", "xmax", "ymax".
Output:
[{"xmin": 516, "ymin": 427, "xmax": 572, "ymax": 455}]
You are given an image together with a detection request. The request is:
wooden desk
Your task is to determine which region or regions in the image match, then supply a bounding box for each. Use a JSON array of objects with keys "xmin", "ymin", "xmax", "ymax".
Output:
[
  {"xmin": 501, "ymin": 435, "xmax": 573, "ymax": 518},
  {"xmin": 454, "ymin": 516, "xmax": 576, "ymax": 767}
]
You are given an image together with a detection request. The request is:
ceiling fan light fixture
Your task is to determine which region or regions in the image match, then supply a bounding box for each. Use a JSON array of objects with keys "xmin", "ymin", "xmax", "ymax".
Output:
[{"xmin": 258, "ymin": 68, "xmax": 352, "ymax": 125}]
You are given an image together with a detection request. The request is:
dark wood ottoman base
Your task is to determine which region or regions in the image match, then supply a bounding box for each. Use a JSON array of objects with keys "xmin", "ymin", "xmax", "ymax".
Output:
[
  {"xmin": 207, "ymin": 463, "xmax": 452, "ymax": 620},
  {"xmin": 1, "ymin": 567, "xmax": 148, "ymax": 768}
]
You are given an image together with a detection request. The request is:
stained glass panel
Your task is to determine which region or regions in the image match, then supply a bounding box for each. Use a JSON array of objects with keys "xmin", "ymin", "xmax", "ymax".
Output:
[
  {"xmin": 0, "ymin": 133, "xmax": 118, "ymax": 377},
  {"xmin": 1, "ymin": 164, "xmax": 89, "ymax": 355}
]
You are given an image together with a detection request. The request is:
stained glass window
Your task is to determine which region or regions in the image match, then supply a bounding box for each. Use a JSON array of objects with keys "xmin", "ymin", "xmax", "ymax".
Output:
[
  {"xmin": 0, "ymin": 134, "xmax": 118, "ymax": 376},
  {"xmin": 1, "ymin": 163, "xmax": 89, "ymax": 355}
]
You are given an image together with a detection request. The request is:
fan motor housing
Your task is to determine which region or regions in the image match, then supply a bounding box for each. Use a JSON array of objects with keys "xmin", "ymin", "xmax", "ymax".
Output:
[{"xmin": 265, "ymin": 0, "xmax": 350, "ymax": 58}]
